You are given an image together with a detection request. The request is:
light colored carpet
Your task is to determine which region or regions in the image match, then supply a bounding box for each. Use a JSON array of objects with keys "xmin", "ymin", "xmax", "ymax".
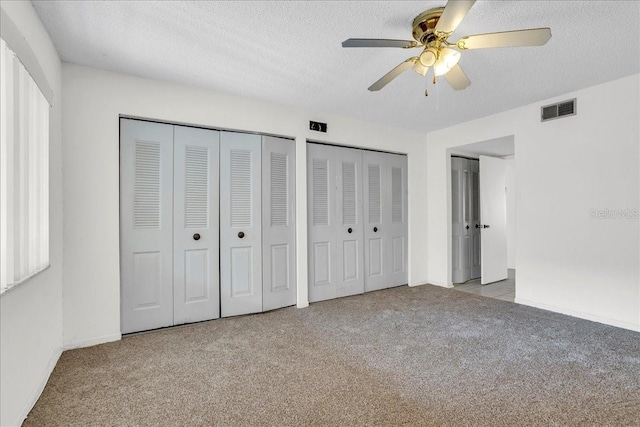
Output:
[{"xmin": 25, "ymin": 285, "xmax": 640, "ymax": 426}]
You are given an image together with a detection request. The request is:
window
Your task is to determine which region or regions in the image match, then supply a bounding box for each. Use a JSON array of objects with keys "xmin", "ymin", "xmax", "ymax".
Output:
[{"xmin": 0, "ymin": 37, "xmax": 50, "ymax": 293}]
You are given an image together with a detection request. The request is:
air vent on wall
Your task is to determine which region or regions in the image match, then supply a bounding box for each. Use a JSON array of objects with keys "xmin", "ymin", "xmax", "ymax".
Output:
[{"xmin": 541, "ymin": 98, "xmax": 576, "ymax": 122}]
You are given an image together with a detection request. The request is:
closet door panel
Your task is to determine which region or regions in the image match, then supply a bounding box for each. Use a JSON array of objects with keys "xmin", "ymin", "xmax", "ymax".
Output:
[
  {"xmin": 307, "ymin": 144, "xmax": 337, "ymax": 302},
  {"xmin": 120, "ymin": 119, "xmax": 174, "ymax": 334},
  {"xmin": 363, "ymin": 151, "xmax": 389, "ymax": 292},
  {"xmin": 336, "ymin": 147, "xmax": 364, "ymax": 297},
  {"xmin": 469, "ymin": 160, "xmax": 481, "ymax": 279},
  {"xmin": 262, "ymin": 136, "xmax": 296, "ymax": 311},
  {"xmin": 451, "ymin": 158, "xmax": 471, "ymax": 283},
  {"xmin": 220, "ymin": 132, "xmax": 263, "ymax": 317},
  {"xmin": 387, "ymin": 154, "xmax": 408, "ymax": 287},
  {"xmin": 173, "ymin": 126, "xmax": 220, "ymax": 324}
]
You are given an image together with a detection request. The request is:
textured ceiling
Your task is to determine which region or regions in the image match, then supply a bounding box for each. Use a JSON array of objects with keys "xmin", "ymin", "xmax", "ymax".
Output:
[{"xmin": 33, "ymin": 1, "xmax": 640, "ymax": 133}]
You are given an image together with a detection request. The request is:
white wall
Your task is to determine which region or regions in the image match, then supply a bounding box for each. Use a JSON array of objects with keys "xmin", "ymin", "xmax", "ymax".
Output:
[
  {"xmin": 0, "ymin": 2, "xmax": 63, "ymax": 426},
  {"xmin": 427, "ymin": 74, "xmax": 640, "ymax": 331},
  {"xmin": 505, "ymin": 156, "xmax": 516, "ymax": 269},
  {"xmin": 61, "ymin": 64, "xmax": 428, "ymax": 347}
]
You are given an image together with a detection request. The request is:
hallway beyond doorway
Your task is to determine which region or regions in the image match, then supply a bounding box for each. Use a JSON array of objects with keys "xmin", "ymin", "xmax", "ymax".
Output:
[{"xmin": 453, "ymin": 269, "xmax": 516, "ymax": 302}]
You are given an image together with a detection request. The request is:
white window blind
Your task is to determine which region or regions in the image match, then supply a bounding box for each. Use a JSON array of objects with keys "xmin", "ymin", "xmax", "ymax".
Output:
[{"xmin": 0, "ymin": 37, "xmax": 50, "ymax": 293}]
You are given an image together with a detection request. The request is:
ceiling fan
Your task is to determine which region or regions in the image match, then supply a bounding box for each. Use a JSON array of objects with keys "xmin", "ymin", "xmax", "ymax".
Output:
[{"xmin": 342, "ymin": 0, "xmax": 551, "ymax": 94}]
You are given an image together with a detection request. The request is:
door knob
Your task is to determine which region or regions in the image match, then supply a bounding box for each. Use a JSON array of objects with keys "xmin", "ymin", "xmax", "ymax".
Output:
[
  {"xmin": 465, "ymin": 225, "xmax": 469, "ymax": 230},
  {"xmin": 347, "ymin": 228, "xmax": 352, "ymax": 233},
  {"xmin": 373, "ymin": 227, "xmax": 378, "ymax": 232},
  {"xmin": 476, "ymin": 224, "xmax": 490, "ymax": 229},
  {"xmin": 238, "ymin": 231, "xmax": 245, "ymax": 238},
  {"xmin": 193, "ymin": 233, "xmax": 201, "ymax": 241}
]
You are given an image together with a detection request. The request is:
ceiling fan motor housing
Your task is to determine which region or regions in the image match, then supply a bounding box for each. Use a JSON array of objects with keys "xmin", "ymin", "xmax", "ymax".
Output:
[{"xmin": 412, "ymin": 7, "xmax": 445, "ymax": 45}]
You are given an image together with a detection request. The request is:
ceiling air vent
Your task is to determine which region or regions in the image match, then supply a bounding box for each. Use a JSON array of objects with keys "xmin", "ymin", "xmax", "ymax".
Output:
[{"xmin": 541, "ymin": 98, "xmax": 577, "ymax": 122}]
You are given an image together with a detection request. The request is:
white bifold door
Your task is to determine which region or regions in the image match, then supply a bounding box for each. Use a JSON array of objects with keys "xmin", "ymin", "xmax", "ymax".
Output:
[
  {"xmin": 262, "ymin": 136, "xmax": 297, "ymax": 312},
  {"xmin": 363, "ymin": 151, "xmax": 409, "ymax": 291},
  {"xmin": 121, "ymin": 119, "xmax": 296, "ymax": 334},
  {"xmin": 121, "ymin": 119, "xmax": 220, "ymax": 334},
  {"xmin": 220, "ymin": 132, "xmax": 296, "ymax": 317},
  {"xmin": 308, "ymin": 143, "xmax": 407, "ymax": 303},
  {"xmin": 451, "ymin": 157, "xmax": 481, "ymax": 283}
]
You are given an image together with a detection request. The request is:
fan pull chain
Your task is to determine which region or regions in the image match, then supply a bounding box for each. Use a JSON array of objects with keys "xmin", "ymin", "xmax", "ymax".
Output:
[
  {"xmin": 435, "ymin": 75, "xmax": 440, "ymax": 110},
  {"xmin": 425, "ymin": 70, "xmax": 430, "ymax": 96}
]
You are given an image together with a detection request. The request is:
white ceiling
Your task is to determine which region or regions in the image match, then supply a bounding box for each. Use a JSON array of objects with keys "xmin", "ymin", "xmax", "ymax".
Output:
[{"xmin": 32, "ymin": 1, "xmax": 640, "ymax": 134}]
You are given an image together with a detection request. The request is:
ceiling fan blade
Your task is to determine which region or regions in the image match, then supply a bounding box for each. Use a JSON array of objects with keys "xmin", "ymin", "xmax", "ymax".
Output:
[
  {"xmin": 435, "ymin": 0, "xmax": 476, "ymax": 35},
  {"xmin": 456, "ymin": 28, "xmax": 552, "ymax": 49},
  {"xmin": 342, "ymin": 38, "xmax": 418, "ymax": 48},
  {"xmin": 445, "ymin": 64, "xmax": 471, "ymax": 91},
  {"xmin": 368, "ymin": 58, "xmax": 417, "ymax": 91}
]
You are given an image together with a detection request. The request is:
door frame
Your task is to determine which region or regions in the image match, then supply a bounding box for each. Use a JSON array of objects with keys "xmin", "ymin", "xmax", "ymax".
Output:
[{"xmin": 445, "ymin": 135, "xmax": 516, "ymax": 288}]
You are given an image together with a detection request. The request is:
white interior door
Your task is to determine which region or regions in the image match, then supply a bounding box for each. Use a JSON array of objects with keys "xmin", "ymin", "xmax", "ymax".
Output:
[
  {"xmin": 173, "ymin": 126, "xmax": 220, "ymax": 324},
  {"xmin": 363, "ymin": 151, "xmax": 388, "ymax": 291},
  {"xmin": 386, "ymin": 153, "xmax": 408, "ymax": 287},
  {"xmin": 262, "ymin": 136, "xmax": 296, "ymax": 311},
  {"xmin": 479, "ymin": 155, "xmax": 508, "ymax": 284},
  {"xmin": 469, "ymin": 161, "xmax": 482, "ymax": 279},
  {"xmin": 336, "ymin": 147, "xmax": 364, "ymax": 297},
  {"xmin": 220, "ymin": 132, "xmax": 262, "ymax": 317},
  {"xmin": 307, "ymin": 143, "xmax": 338, "ymax": 302},
  {"xmin": 451, "ymin": 157, "xmax": 469, "ymax": 283},
  {"xmin": 120, "ymin": 119, "xmax": 174, "ymax": 334}
]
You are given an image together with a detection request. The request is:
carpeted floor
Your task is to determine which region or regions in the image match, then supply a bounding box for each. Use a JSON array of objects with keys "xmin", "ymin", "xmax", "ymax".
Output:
[{"xmin": 25, "ymin": 284, "xmax": 640, "ymax": 426}]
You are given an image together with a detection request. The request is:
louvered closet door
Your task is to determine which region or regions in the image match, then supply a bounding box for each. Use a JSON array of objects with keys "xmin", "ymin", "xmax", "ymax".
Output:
[
  {"xmin": 363, "ymin": 151, "xmax": 390, "ymax": 292},
  {"xmin": 336, "ymin": 147, "xmax": 365, "ymax": 297},
  {"xmin": 262, "ymin": 136, "xmax": 296, "ymax": 311},
  {"xmin": 469, "ymin": 160, "xmax": 481, "ymax": 279},
  {"xmin": 386, "ymin": 153, "xmax": 408, "ymax": 287},
  {"xmin": 307, "ymin": 143, "xmax": 338, "ymax": 302},
  {"xmin": 220, "ymin": 132, "xmax": 262, "ymax": 317},
  {"xmin": 120, "ymin": 119, "xmax": 174, "ymax": 334},
  {"xmin": 173, "ymin": 126, "xmax": 220, "ymax": 324},
  {"xmin": 451, "ymin": 157, "xmax": 469, "ymax": 283}
]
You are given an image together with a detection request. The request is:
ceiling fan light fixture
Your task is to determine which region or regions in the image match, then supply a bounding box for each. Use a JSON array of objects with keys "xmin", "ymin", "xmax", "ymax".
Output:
[
  {"xmin": 419, "ymin": 48, "xmax": 437, "ymax": 67},
  {"xmin": 433, "ymin": 48, "xmax": 461, "ymax": 76},
  {"xmin": 413, "ymin": 61, "xmax": 429, "ymax": 76}
]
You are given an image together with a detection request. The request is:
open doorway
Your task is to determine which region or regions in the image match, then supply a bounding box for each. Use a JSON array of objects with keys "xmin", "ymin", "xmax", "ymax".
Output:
[{"xmin": 448, "ymin": 136, "xmax": 516, "ymax": 302}]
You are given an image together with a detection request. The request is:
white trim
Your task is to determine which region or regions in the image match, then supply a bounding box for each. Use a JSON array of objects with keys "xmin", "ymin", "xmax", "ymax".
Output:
[
  {"xmin": 515, "ymin": 298, "xmax": 640, "ymax": 332},
  {"xmin": 63, "ymin": 333, "xmax": 122, "ymax": 350},
  {"xmin": 13, "ymin": 346, "xmax": 62, "ymax": 427},
  {"xmin": 424, "ymin": 281, "xmax": 453, "ymax": 289}
]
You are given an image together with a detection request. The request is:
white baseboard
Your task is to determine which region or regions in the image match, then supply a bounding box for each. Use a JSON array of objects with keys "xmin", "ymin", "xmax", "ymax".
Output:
[
  {"xmin": 421, "ymin": 281, "xmax": 453, "ymax": 289},
  {"xmin": 14, "ymin": 346, "xmax": 62, "ymax": 427},
  {"xmin": 63, "ymin": 333, "xmax": 121, "ymax": 350},
  {"xmin": 515, "ymin": 298, "xmax": 640, "ymax": 332}
]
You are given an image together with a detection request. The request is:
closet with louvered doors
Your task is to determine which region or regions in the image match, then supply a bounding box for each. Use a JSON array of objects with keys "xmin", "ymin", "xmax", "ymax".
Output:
[
  {"xmin": 120, "ymin": 119, "xmax": 220, "ymax": 334},
  {"xmin": 363, "ymin": 151, "xmax": 408, "ymax": 292},
  {"xmin": 307, "ymin": 142, "xmax": 408, "ymax": 304},
  {"xmin": 451, "ymin": 156, "xmax": 481, "ymax": 284},
  {"xmin": 120, "ymin": 119, "xmax": 296, "ymax": 334},
  {"xmin": 219, "ymin": 133, "xmax": 296, "ymax": 317}
]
